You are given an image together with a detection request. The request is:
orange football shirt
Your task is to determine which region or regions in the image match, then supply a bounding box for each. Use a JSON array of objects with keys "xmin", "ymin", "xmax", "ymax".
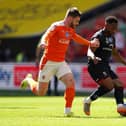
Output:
[{"xmin": 41, "ymin": 20, "xmax": 90, "ymax": 62}]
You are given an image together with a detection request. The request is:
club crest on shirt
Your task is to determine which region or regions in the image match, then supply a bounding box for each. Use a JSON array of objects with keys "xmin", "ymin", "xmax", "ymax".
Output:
[
  {"xmin": 108, "ymin": 37, "xmax": 113, "ymax": 43},
  {"xmin": 65, "ymin": 31, "xmax": 69, "ymax": 38},
  {"xmin": 106, "ymin": 37, "xmax": 113, "ymax": 44}
]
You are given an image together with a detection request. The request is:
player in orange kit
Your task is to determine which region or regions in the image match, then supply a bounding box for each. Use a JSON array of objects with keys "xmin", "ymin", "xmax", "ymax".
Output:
[{"xmin": 21, "ymin": 7, "xmax": 99, "ymax": 116}]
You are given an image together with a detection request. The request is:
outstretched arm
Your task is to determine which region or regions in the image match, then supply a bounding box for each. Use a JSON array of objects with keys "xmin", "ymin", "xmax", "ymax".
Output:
[
  {"xmin": 112, "ymin": 48, "xmax": 126, "ymax": 65},
  {"xmin": 87, "ymin": 38, "xmax": 101, "ymax": 64},
  {"xmin": 35, "ymin": 41, "xmax": 44, "ymax": 66},
  {"xmin": 72, "ymin": 33, "xmax": 99, "ymax": 47}
]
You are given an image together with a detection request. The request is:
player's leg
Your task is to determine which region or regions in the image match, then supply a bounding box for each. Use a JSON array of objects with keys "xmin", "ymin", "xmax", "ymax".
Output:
[
  {"xmin": 83, "ymin": 64, "xmax": 114, "ymax": 115},
  {"xmin": 20, "ymin": 72, "xmax": 50, "ymax": 96},
  {"xmin": 90, "ymin": 77, "xmax": 114, "ymax": 100},
  {"xmin": 60, "ymin": 73, "xmax": 75, "ymax": 116},
  {"xmin": 84, "ymin": 77, "xmax": 114, "ymax": 115},
  {"xmin": 107, "ymin": 70, "xmax": 126, "ymax": 114},
  {"xmin": 36, "ymin": 60, "xmax": 57, "ymax": 96},
  {"xmin": 21, "ymin": 58, "xmax": 54, "ymax": 96},
  {"xmin": 113, "ymin": 78, "xmax": 126, "ymax": 114},
  {"xmin": 57, "ymin": 62, "xmax": 75, "ymax": 116},
  {"xmin": 20, "ymin": 73, "xmax": 39, "ymax": 95},
  {"xmin": 47, "ymin": 81, "xmax": 52, "ymax": 96},
  {"xmin": 54, "ymin": 76, "xmax": 59, "ymax": 96}
]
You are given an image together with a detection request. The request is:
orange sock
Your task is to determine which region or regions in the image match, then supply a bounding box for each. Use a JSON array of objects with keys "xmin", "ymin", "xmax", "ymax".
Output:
[
  {"xmin": 30, "ymin": 82, "xmax": 38, "ymax": 95},
  {"xmin": 64, "ymin": 86, "xmax": 75, "ymax": 107},
  {"xmin": 26, "ymin": 76, "xmax": 38, "ymax": 95},
  {"xmin": 31, "ymin": 86, "xmax": 37, "ymax": 95}
]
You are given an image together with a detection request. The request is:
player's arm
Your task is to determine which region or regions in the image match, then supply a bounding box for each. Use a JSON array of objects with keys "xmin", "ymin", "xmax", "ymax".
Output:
[
  {"xmin": 39, "ymin": 24, "xmax": 57, "ymax": 48},
  {"xmin": 87, "ymin": 46, "xmax": 96, "ymax": 59},
  {"xmin": 35, "ymin": 41, "xmax": 44, "ymax": 66},
  {"xmin": 112, "ymin": 47, "xmax": 126, "ymax": 65},
  {"xmin": 87, "ymin": 38, "xmax": 101, "ymax": 64},
  {"xmin": 72, "ymin": 33, "xmax": 99, "ymax": 47}
]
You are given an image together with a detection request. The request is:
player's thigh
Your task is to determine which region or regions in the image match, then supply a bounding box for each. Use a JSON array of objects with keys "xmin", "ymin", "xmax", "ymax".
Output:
[
  {"xmin": 38, "ymin": 61, "xmax": 56, "ymax": 83},
  {"xmin": 100, "ymin": 77, "xmax": 114, "ymax": 90},
  {"xmin": 56, "ymin": 61, "xmax": 72, "ymax": 78},
  {"xmin": 56, "ymin": 62, "xmax": 75, "ymax": 87},
  {"xmin": 88, "ymin": 65, "xmax": 114, "ymax": 89},
  {"xmin": 109, "ymin": 70, "xmax": 123, "ymax": 87}
]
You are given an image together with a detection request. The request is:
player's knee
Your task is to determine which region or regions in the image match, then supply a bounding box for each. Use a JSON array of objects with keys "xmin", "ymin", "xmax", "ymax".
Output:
[{"xmin": 66, "ymin": 78, "xmax": 75, "ymax": 87}]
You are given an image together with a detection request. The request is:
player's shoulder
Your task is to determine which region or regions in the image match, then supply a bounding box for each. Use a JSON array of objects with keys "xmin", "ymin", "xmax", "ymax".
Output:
[
  {"xmin": 95, "ymin": 29, "xmax": 103, "ymax": 36},
  {"xmin": 92, "ymin": 29, "xmax": 104, "ymax": 39},
  {"xmin": 51, "ymin": 20, "xmax": 64, "ymax": 27},
  {"xmin": 49, "ymin": 20, "xmax": 65, "ymax": 31}
]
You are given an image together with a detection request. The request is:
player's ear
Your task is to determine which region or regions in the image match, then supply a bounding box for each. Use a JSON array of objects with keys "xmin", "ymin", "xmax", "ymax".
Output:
[{"xmin": 68, "ymin": 16, "xmax": 73, "ymax": 21}]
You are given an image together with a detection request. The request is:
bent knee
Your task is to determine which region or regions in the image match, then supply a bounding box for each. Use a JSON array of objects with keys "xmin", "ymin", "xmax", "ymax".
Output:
[{"xmin": 65, "ymin": 78, "xmax": 75, "ymax": 88}]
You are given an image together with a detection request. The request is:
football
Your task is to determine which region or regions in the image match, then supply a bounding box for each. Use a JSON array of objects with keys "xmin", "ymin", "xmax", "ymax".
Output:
[
  {"xmin": 119, "ymin": 112, "xmax": 126, "ymax": 116},
  {"xmin": 118, "ymin": 104, "xmax": 126, "ymax": 117}
]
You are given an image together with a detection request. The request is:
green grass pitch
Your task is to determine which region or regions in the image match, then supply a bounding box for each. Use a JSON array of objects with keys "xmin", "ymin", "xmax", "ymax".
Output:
[{"xmin": 0, "ymin": 96, "xmax": 126, "ymax": 126}]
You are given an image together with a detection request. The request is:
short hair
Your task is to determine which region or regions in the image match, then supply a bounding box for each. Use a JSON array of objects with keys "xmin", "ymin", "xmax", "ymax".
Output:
[
  {"xmin": 105, "ymin": 16, "xmax": 118, "ymax": 24},
  {"xmin": 65, "ymin": 7, "xmax": 81, "ymax": 18}
]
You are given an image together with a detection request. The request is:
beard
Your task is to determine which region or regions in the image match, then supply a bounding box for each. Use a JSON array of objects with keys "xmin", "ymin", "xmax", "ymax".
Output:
[{"xmin": 70, "ymin": 22, "xmax": 78, "ymax": 29}]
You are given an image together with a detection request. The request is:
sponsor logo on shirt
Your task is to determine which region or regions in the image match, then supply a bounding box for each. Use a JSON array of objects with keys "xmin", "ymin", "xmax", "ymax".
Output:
[
  {"xmin": 59, "ymin": 39, "xmax": 70, "ymax": 44},
  {"xmin": 65, "ymin": 31, "xmax": 70, "ymax": 38}
]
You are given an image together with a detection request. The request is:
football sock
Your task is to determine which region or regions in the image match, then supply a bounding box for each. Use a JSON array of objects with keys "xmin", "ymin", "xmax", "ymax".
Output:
[
  {"xmin": 64, "ymin": 86, "xmax": 75, "ymax": 108},
  {"xmin": 90, "ymin": 86, "xmax": 111, "ymax": 101},
  {"xmin": 64, "ymin": 107, "xmax": 71, "ymax": 114},
  {"xmin": 114, "ymin": 87, "xmax": 124, "ymax": 104},
  {"xmin": 47, "ymin": 82, "xmax": 51, "ymax": 96},
  {"xmin": 31, "ymin": 84, "xmax": 38, "ymax": 95}
]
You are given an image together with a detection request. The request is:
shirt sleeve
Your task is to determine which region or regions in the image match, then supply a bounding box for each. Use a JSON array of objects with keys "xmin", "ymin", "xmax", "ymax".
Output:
[
  {"xmin": 39, "ymin": 23, "xmax": 57, "ymax": 45},
  {"xmin": 72, "ymin": 32, "xmax": 90, "ymax": 46},
  {"xmin": 91, "ymin": 32, "xmax": 100, "ymax": 40}
]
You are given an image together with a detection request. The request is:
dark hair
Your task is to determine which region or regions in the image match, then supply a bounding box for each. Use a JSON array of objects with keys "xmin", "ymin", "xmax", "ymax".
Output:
[
  {"xmin": 65, "ymin": 7, "xmax": 81, "ymax": 18},
  {"xmin": 105, "ymin": 16, "xmax": 118, "ymax": 24}
]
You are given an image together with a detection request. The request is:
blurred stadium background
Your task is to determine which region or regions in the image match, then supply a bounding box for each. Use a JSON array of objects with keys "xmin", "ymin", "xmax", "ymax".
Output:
[{"xmin": 0, "ymin": 0, "xmax": 126, "ymax": 96}]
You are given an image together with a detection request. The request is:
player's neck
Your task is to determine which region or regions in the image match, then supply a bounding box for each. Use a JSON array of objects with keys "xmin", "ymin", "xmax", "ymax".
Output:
[{"xmin": 63, "ymin": 18, "xmax": 70, "ymax": 28}]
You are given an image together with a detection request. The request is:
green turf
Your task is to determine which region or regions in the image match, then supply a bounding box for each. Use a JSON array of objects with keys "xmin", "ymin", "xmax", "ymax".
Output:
[{"xmin": 0, "ymin": 96, "xmax": 126, "ymax": 126}]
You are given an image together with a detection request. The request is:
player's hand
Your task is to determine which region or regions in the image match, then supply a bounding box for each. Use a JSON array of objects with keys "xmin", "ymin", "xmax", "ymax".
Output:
[
  {"xmin": 40, "ymin": 44, "xmax": 46, "ymax": 49},
  {"xmin": 93, "ymin": 56, "xmax": 102, "ymax": 64},
  {"xmin": 90, "ymin": 38, "xmax": 100, "ymax": 47}
]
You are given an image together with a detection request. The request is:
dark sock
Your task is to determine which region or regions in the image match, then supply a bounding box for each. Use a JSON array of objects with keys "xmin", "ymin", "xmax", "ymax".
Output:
[
  {"xmin": 47, "ymin": 82, "xmax": 51, "ymax": 96},
  {"xmin": 54, "ymin": 77, "xmax": 59, "ymax": 95},
  {"xmin": 114, "ymin": 87, "xmax": 124, "ymax": 104},
  {"xmin": 90, "ymin": 86, "xmax": 111, "ymax": 101}
]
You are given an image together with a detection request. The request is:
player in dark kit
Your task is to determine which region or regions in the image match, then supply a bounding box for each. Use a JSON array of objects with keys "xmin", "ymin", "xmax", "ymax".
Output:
[{"xmin": 83, "ymin": 16, "xmax": 126, "ymax": 116}]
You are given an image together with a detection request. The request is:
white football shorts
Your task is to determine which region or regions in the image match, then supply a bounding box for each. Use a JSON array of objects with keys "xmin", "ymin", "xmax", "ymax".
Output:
[{"xmin": 38, "ymin": 61, "xmax": 72, "ymax": 82}]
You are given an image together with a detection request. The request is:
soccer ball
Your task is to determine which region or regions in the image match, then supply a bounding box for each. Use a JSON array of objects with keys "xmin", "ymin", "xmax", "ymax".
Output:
[
  {"xmin": 118, "ymin": 104, "xmax": 126, "ymax": 117},
  {"xmin": 119, "ymin": 110, "xmax": 126, "ymax": 116}
]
